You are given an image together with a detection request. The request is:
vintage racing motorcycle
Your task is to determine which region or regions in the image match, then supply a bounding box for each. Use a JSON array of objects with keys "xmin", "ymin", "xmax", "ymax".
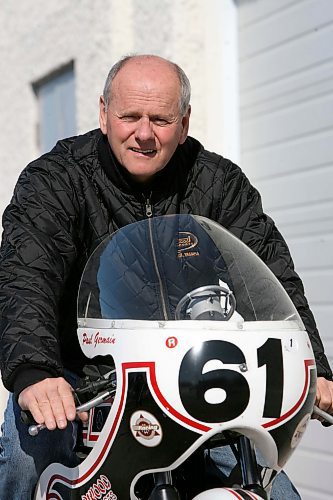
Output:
[{"xmin": 32, "ymin": 214, "xmax": 319, "ymax": 499}]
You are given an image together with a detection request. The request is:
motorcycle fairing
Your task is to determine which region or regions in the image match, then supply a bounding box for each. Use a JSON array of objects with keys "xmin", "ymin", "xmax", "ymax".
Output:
[
  {"xmin": 36, "ymin": 323, "xmax": 316, "ymax": 499},
  {"xmin": 34, "ymin": 215, "xmax": 317, "ymax": 499}
]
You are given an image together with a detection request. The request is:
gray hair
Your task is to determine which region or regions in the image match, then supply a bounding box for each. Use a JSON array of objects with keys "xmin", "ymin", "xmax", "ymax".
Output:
[{"xmin": 102, "ymin": 54, "xmax": 191, "ymax": 116}]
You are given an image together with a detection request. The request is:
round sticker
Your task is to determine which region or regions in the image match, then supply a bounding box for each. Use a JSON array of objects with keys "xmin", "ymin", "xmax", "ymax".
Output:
[
  {"xmin": 291, "ymin": 413, "xmax": 311, "ymax": 448},
  {"xmin": 130, "ymin": 411, "xmax": 163, "ymax": 447}
]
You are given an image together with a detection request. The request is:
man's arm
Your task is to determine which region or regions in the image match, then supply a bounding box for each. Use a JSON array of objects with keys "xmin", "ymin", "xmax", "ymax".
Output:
[{"xmin": 0, "ymin": 156, "xmax": 80, "ymax": 425}]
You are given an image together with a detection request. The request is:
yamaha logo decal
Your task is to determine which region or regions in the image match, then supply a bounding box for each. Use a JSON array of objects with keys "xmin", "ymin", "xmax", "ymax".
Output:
[
  {"xmin": 177, "ymin": 231, "xmax": 199, "ymax": 258},
  {"xmin": 130, "ymin": 411, "xmax": 163, "ymax": 447}
]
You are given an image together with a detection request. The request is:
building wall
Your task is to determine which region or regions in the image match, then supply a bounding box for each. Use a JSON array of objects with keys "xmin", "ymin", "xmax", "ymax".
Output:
[
  {"xmin": 0, "ymin": 0, "xmax": 239, "ymax": 219},
  {"xmin": 237, "ymin": 0, "xmax": 333, "ymax": 497}
]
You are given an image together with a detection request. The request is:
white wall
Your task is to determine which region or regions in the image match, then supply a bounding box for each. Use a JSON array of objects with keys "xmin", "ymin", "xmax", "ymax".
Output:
[
  {"xmin": 0, "ymin": 0, "xmax": 239, "ymax": 219},
  {"xmin": 237, "ymin": 0, "xmax": 333, "ymax": 497},
  {"xmin": 0, "ymin": 0, "xmax": 110, "ymax": 216}
]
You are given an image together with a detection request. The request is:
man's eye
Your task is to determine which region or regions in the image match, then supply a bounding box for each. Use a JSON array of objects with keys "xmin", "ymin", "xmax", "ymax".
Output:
[
  {"xmin": 121, "ymin": 115, "xmax": 139, "ymax": 122},
  {"xmin": 153, "ymin": 118, "xmax": 169, "ymax": 126}
]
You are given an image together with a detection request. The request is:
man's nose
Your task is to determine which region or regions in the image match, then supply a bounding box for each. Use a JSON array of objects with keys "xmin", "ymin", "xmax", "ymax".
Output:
[{"xmin": 135, "ymin": 117, "xmax": 154, "ymax": 141}]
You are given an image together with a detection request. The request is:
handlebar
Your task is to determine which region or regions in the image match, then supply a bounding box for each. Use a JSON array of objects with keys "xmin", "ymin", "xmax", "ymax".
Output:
[
  {"xmin": 22, "ymin": 364, "xmax": 332, "ymax": 437},
  {"xmin": 25, "ymin": 401, "xmax": 332, "ymax": 438},
  {"xmin": 313, "ymin": 405, "xmax": 333, "ymax": 425}
]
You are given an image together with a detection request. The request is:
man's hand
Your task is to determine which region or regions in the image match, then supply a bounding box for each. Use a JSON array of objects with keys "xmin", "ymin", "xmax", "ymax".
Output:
[
  {"xmin": 313, "ymin": 377, "xmax": 333, "ymax": 422},
  {"xmin": 18, "ymin": 377, "xmax": 89, "ymax": 430}
]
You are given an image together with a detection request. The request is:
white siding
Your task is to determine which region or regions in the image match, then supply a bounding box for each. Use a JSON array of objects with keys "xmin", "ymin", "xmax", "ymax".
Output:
[{"xmin": 237, "ymin": 0, "xmax": 333, "ymax": 497}]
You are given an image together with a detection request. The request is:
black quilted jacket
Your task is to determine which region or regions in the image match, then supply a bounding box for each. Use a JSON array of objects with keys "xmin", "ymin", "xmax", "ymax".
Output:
[{"xmin": 0, "ymin": 129, "xmax": 331, "ymax": 395}]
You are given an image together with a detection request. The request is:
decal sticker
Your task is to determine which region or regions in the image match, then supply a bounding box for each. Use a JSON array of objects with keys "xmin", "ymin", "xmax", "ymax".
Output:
[
  {"xmin": 130, "ymin": 411, "xmax": 163, "ymax": 447},
  {"xmin": 177, "ymin": 231, "xmax": 199, "ymax": 258},
  {"xmin": 284, "ymin": 337, "xmax": 298, "ymax": 352},
  {"xmin": 291, "ymin": 413, "xmax": 311, "ymax": 448},
  {"xmin": 81, "ymin": 474, "xmax": 117, "ymax": 500},
  {"xmin": 82, "ymin": 331, "xmax": 116, "ymax": 348},
  {"xmin": 166, "ymin": 336, "xmax": 178, "ymax": 348}
]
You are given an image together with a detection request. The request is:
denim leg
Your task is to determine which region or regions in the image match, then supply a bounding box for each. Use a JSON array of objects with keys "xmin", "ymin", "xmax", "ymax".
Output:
[
  {"xmin": 268, "ymin": 470, "xmax": 301, "ymax": 500},
  {"xmin": 0, "ymin": 393, "xmax": 79, "ymax": 500},
  {"xmin": 209, "ymin": 446, "xmax": 301, "ymax": 499}
]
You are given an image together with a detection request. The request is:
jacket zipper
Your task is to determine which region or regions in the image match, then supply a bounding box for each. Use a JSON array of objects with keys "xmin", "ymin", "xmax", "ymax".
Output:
[
  {"xmin": 147, "ymin": 212, "xmax": 169, "ymax": 321},
  {"xmin": 145, "ymin": 194, "xmax": 153, "ymax": 218}
]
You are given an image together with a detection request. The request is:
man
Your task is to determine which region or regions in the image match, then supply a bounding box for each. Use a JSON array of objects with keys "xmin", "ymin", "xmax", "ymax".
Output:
[{"xmin": 0, "ymin": 54, "xmax": 332, "ymax": 498}]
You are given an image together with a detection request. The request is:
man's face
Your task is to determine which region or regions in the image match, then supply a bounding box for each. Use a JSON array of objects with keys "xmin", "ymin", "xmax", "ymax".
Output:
[{"xmin": 99, "ymin": 58, "xmax": 190, "ymax": 183}]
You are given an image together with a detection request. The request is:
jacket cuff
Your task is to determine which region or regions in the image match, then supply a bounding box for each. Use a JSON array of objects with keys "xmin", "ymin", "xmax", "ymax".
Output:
[
  {"xmin": 315, "ymin": 354, "xmax": 333, "ymax": 380},
  {"xmin": 13, "ymin": 368, "xmax": 56, "ymax": 400}
]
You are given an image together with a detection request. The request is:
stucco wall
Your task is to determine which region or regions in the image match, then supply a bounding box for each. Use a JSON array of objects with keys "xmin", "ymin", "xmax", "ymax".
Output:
[{"xmin": 0, "ymin": 0, "xmax": 238, "ymax": 218}]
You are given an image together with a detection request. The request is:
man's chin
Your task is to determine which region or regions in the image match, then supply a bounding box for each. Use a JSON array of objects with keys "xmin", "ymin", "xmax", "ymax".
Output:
[{"xmin": 124, "ymin": 164, "xmax": 164, "ymax": 183}]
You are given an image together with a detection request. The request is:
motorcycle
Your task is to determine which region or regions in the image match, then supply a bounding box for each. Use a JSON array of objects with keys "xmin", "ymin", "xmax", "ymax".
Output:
[{"xmin": 32, "ymin": 214, "xmax": 320, "ymax": 499}]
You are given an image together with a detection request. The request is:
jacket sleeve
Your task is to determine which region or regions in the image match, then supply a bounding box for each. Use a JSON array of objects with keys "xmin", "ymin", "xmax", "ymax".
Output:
[
  {"xmin": 217, "ymin": 160, "xmax": 332, "ymax": 379},
  {"xmin": 0, "ymin": 156, "xmax": 79, "ymax": 393}
]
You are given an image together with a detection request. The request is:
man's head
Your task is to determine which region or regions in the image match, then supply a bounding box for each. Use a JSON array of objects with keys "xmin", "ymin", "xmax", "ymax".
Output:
[{"xmin": 99, "ymin": 55, "xmax": 191, "ymax": 183}]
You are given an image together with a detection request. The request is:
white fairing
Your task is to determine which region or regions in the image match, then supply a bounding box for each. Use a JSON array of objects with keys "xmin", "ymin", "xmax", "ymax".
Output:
[
  {"xmin": 76, "ymin": 320, "xmax": 314, "ymax": 468},
  {"xmin": 35, "ymin": 215, "xmax": 316, "ymax": 499},
  {"xmin": 193, "ymin": 488, "xmax": 264, "ymax": 499}
]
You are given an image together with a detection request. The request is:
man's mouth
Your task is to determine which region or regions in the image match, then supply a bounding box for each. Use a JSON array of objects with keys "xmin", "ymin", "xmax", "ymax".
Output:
[{"xmin": 129, "ymin": 147, "xmax": 156, "ymax": 156}]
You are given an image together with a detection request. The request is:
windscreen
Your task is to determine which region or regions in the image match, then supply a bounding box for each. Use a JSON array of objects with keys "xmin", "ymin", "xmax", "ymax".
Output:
[{"xmin": 77, "ymin": 214, "xmax": 302, "ymax": 324}]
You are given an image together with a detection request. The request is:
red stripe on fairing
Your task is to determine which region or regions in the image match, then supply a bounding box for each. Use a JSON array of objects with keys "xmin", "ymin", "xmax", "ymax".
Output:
[
  {"xmin": 86, "ymin": 434, "xmax": 99, "ymax": 442},
  {"xmin": 145, "ymin": 360, "xmax": 316, "ymax": 432},
  {"xmin": 225, "ymin": 488, "xmax": 245, "ymax": 499},
  {"xmin": 245, "ymin": 490, "xmax": 261, "ymax": 499},
  {"xmin": 262, "ymin": 359, "xmax": 315, "ymax": 429},
  {"xmin": 46, "ymin": 362, "xmax": 131, "ymax": 496},
  {"xmin": 225, "ymin": 489, "xmax": 260, "ymax": 499},
  {"xmin": 147, "ymin": 362, "xmax": 211, "ymax": 432},
  {"xmin": 45, "ymin": 358, "xmax": 315, "ymax": 496},
  {"xmin": 46, "ymin": 362, "xmax": 176, "ymax": 495},
  {"xmin": 45, "ymin": 361, "xmax": 208, "ymax": 496}
]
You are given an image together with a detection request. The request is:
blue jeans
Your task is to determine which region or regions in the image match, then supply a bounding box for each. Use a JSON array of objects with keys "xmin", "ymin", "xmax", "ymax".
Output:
[
  {"xmin": 209, "ymin": 447, "xmax": 301, "ymax": 499},
  {"xmin": 0, "ymin": 393, "xmax": 79, "ymax": 499},
  {"xmin": 0, "ymin": 395, "xmax": 300, "ymax": 499}
]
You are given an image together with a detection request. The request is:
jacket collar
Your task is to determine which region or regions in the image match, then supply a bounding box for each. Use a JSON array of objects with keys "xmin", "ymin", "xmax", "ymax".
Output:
[{"xmin": 97, "ymin": 133, "xmax": 200, "ymax": 196}]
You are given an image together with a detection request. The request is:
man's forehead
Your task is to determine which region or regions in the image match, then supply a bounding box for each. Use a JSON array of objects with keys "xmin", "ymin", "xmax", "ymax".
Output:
[{"xmin": 110, "ymin": 68, "xmax": 181, "ymax": 111}]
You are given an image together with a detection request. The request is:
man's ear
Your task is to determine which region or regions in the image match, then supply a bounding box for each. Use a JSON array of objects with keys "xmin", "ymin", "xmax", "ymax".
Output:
[
  {"xmin": 179, "ymin": 105, "xmax": 191, "ymax": 144},
  {"xmin": 99, "ymin": 96, "xmax": 107, "ymax": 134}
]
